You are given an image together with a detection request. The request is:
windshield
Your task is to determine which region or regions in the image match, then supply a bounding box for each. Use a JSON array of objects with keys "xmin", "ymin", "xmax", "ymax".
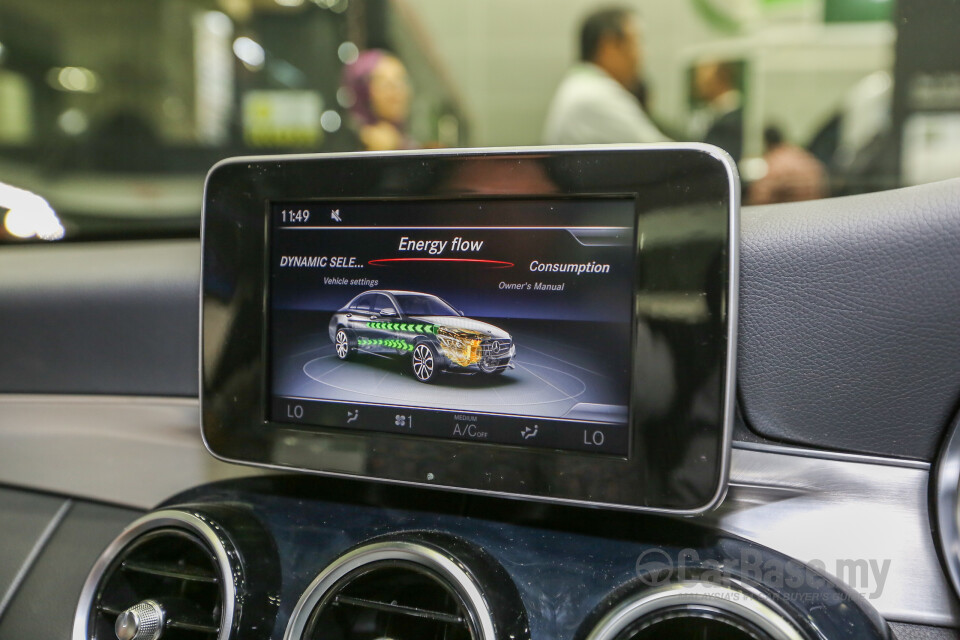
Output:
[
  {"xmin": 1, "ymin": 0, "xmax": 957, "ymax": 243},
  {"xmin": 393, "ymin": 294, "xmax": 458, "ymax": 317}
]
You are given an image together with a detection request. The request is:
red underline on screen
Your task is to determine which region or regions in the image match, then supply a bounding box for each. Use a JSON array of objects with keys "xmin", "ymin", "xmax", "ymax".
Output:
[{"xmin": 368, "ymin": 258, "xmax": 515, "ymax": 268}]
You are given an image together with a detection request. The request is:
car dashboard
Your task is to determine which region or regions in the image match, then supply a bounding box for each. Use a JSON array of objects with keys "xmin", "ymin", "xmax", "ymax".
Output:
[{"xmin": 1, "ymin": 167, "xmax": 960, "ymax": 640}]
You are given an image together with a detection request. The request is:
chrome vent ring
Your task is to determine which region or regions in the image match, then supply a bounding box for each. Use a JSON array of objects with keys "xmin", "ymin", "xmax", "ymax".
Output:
[
  {"xmin": 73, "ymin": 510, "xmax": 237, "ymax": 640},
  {"xmin": 284, "ymin": 540, "xmax": 497, "ymax": 640},
  {"xmin": 935, "ymin": 412, "xmax": 960, "ymax": 602},
  {"xmin": 586, "ymin": 581, "xmax": 805, "ymax": 640}
]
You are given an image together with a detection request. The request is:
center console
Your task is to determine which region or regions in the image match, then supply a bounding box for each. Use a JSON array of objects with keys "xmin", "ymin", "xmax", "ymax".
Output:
[{"xmin": 68, "ymin": 147, "xmax": 897, "ymax": 640}]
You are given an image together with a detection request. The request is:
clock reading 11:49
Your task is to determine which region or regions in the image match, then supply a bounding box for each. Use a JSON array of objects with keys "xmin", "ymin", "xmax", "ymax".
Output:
[{"xmin": 280, "ymin": 209, "xmax": 311, "ymax": 224}]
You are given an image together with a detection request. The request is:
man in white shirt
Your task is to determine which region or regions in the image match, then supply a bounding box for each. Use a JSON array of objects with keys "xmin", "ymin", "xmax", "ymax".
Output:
[{"xmin": 543, "ymin": 7, "xmax": 668, "ymax": 145}]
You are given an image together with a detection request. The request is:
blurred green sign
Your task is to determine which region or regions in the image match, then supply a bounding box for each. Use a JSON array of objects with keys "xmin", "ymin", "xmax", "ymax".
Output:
[{"xmin": 823, "ymin": 0, "xmax": 894, "ymax": 23}]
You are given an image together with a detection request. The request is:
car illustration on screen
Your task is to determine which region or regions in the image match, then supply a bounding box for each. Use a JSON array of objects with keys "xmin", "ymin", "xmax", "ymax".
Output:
[{"xmin": 328, "ymin": 290, "xmax": 516, "ymax": 383}]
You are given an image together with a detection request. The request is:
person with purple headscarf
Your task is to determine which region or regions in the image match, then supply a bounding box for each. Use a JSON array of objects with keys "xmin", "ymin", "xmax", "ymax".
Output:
[{"xmin": 341, "ymin": 49, "xmax": 417, "ymax": 151}]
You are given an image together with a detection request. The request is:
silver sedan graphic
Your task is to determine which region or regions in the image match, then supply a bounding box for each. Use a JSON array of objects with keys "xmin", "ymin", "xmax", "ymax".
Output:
[{"xmin": 328, "ymin": 290, "xmax": 516, "ymax": 383}]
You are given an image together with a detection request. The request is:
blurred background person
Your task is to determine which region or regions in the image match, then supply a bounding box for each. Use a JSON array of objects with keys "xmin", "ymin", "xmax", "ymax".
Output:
[
  {"xmin": 691, "ymin": 59, "xmax": 744, "ymax": 165},
  {"xmin": 543, "ymin": 6, "xmax": 668, "ymax": 145},
  {"xmin": 5, "ymin": 0, "xmax": 955, "ymax": 245},
  {"xmin": 748, "ymin": 126, "xmax": 828, "ymax": 205},
  {"xmin": 341, "ymin": 49, "xmax": 417, "ymax": 151}
]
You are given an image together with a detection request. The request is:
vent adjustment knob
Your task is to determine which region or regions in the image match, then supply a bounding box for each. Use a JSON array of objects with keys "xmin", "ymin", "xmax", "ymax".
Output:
[{"xmin": 114, "ymin": 599, "xmax": 165, "ymax": 640}]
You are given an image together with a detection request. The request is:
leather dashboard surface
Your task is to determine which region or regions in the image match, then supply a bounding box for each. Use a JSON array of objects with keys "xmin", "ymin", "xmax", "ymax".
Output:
[
  {"xmin": 739, "ymin": 178, "xmax": 960, "ymax": 459},
  {"xmin": 0, "ymin": 240, "xmax": 198, "ymax": 397}
]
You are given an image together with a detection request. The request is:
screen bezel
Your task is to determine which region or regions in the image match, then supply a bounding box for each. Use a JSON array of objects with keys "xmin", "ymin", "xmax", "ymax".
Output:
[{"xmin": 201, "ymin": 145, "xmax": 739, "ymax": 514}]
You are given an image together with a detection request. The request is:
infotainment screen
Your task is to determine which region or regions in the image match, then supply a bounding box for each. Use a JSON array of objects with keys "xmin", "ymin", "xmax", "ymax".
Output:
[
  {"xmin": 201, "ymin": 146, "xmax": 738, "ymax": 513},
  {"xmin": 268, "ymin": 198, "xmax": 635, "ymax": 455}
]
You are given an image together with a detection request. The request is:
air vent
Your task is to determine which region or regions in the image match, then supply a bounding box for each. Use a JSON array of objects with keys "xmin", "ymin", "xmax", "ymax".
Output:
[
  {"xmin": 285, "ymin": 541, "xmax": 497, "ymax": 640},
  {"xmin": 74, "ymin": 510, "xmax": 235, "ymax": 640},
  {"xmin": 586, "ymin": 582, "xmax": 805, "ymax": 640},
  {"xmin": 303, "ymin": 561, "xmax": 474, "ymax": 639},
  {"xmin": 934, "ymin": 413, "xmax": 960, "ymax": 602},
  {"xmin": 607, "ymin": 605, "xmax": 777, "ymax": 640}
]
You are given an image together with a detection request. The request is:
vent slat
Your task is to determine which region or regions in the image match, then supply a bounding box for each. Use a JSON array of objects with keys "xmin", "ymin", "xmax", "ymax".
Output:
[
  {"xmin": 303, "ymin": 560, "xmax": 475, "ymax": 640},
  {"xmin": 98, "ymin": 604, "xmax": 123, "ymax": 616},
  {"xmin": 97, "ymin": 605, "xmax": 220, "ymax": 634},
  {"xmin": 97, "ymin": 607, "xmax": 220, "ymax": 636},
  {"xmin": 333, "ymin": 594, "xmax": 466, "ymax": 625},
  {"xmin": 121, "ymin": 560, "xmax": 219, "ymax": 583},
  {"xmin": 166, "ymin": 618, "xmax": 221, "ymax": 634},
  {"xmin": 93, "ymin": 528, "xmax": 224, "ymax": 640}
]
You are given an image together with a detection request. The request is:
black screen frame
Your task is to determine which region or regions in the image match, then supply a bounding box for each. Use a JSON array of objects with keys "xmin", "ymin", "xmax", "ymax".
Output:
[{"xmin": 201, "ymin": 145, "xmax": 738, "ymax": 513}]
